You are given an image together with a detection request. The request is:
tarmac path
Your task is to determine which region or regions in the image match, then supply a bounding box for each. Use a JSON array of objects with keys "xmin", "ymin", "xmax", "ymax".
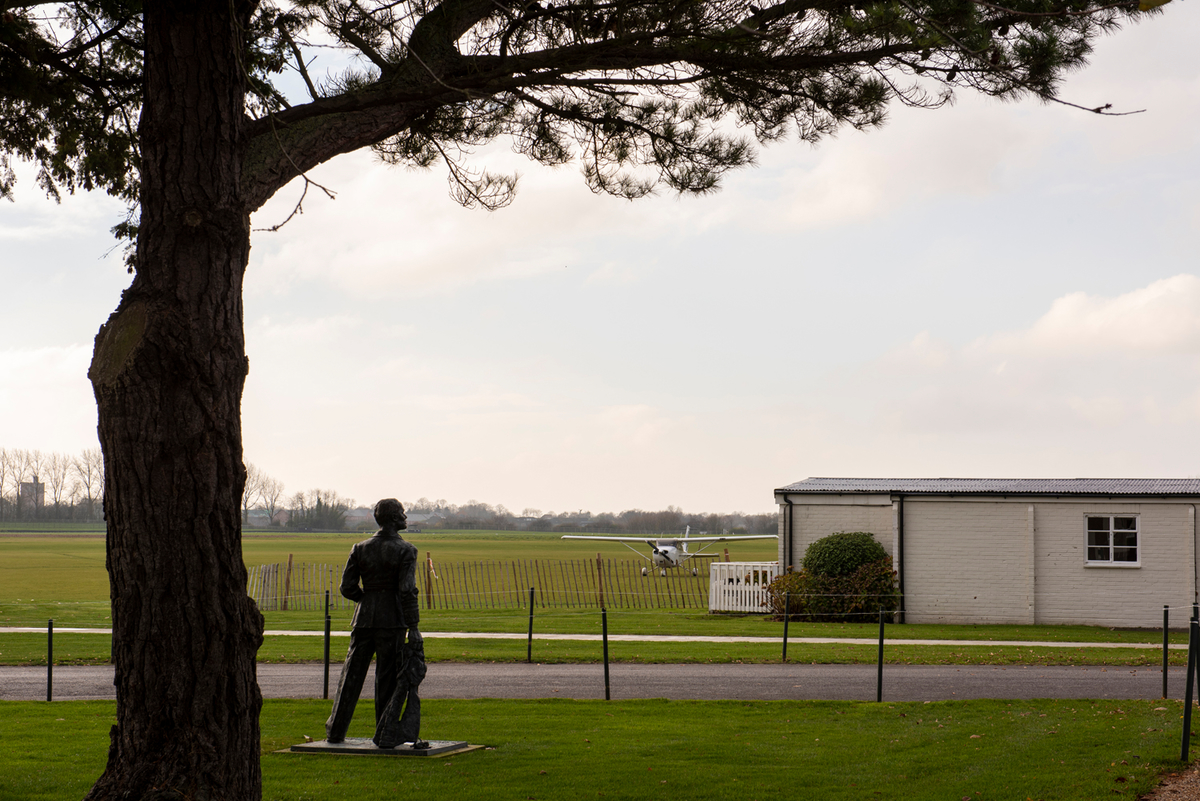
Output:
[{"xmin": 1, "ymin": 662, "xmax": 1188, "ymax": 703}]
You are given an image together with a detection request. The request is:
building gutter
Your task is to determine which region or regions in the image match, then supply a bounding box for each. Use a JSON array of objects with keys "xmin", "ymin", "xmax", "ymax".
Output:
[
  {"xmin": 896, "ymin": 494, "xmax": 905, "ymax": 624},
  {"xmin": 784, "ymin": 497, "xmax": 794, "ymax": 571}
]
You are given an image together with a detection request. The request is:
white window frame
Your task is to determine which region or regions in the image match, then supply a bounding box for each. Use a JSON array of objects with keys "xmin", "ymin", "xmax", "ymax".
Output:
[{"xmin": 1084, "ymin": 513, "xmax": 1140, "ymax": 568}]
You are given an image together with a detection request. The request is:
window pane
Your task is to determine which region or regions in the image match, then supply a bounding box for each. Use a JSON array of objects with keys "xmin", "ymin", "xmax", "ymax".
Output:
[
  {"xmin": 1088, "ymin": 547, "xmax": 1111, "ymax": 561},
  {"xmin": 1113, "ymin": 531, "xmax": 1138, "ymax": 548},
  {"xmin": 1114, "ymin": 547, "xmax": 1138, "ymax": 562},
  {"xmin": 1114, "ymin": 517, "xmax": 1137, "ymax": 531},
  {"xmin": 1088, "ymin": 531, "xmax": 1111, "ymax": 548},
  {"xmin": 1087, "ymin": 517, "xmax": 1111, "ymax": 531}
]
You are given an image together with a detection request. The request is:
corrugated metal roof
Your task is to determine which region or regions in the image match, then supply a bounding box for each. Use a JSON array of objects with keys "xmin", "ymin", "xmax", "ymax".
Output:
[{"xmin": 775, "ymin": 477, "xmax": 1200, "ymax": 496}]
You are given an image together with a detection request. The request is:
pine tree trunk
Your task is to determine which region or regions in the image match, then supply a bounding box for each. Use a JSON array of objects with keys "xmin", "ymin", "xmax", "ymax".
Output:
[{"xmin": 86, "ymin": 2, "xmax": 264, "ymax": 799}]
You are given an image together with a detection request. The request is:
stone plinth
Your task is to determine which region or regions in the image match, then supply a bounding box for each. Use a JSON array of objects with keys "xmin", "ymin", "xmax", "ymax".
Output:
[{"xmin": 286, "ymin": 738, "xmax": 478, "ymax": 757}]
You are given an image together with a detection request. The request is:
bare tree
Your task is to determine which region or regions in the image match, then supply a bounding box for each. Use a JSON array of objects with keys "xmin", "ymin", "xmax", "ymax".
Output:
[
  {"xmin": 24, "ymin": 449, "xmax": 45, "ymax": 482},
  {"xmin": 12, "ymin": 449, "xmax": 35, "ymax": 519},
  {"xmin": 241, "ymin": 462, "xmax": 264, "ymax": 525},
  {"xmin": 73, "ymin": 448, "xmax": 105, "ymax": 523},
  {"xmin": 0, "ymin": 449, "xmax": 10, "ymax": 521},
  {"xmin": 44, "ymin": 452, "xmax": 72, "ymax": 514},
  {"xmin": 259, "ymin": 475, "xmax": 285, "ymax": 526}
]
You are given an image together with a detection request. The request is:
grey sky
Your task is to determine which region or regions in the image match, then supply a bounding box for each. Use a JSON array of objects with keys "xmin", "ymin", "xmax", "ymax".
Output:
[{"xmin": 2, "ymin": 5, "xmax": 1197, "ymax": 514}]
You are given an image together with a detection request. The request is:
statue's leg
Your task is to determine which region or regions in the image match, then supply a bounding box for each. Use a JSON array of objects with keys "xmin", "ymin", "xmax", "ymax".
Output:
[
  {"xmin": 325, "ymin": 628, "xmax": 375, "ymax": 742},
  {"xmin": 372, "ymin": 628, "xmax": 400, "ymax": 728},
  {"xmin": 372, "ymin": 676, "xmax": 410, "ymax": 748},
  {"xmin": 398, "ymin": 690, "xmax": 422, "ymax": 744}
]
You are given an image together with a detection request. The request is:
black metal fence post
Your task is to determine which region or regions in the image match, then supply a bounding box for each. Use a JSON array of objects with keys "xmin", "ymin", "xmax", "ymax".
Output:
[
  {"xmin": 47, "ymin": 619, "xmax": 53, "ymax": 702},
  {"xmin": 527, "ymin": 587, "xmax": 536, "ymax": 663},
  {"xmin": 1181, "ymin": 619, "xmax": 1198, "ymax": 760},
  {"xmin": 1165, "ymin": 605, "xmax": 1171, "ymax": 699},
  {"xmin": 876, "ymin": 609, "xmax": 885, "ymax": 703},
  {"xmin": 323, "ymin": 590, "xmax": 331, "ymax": 700},
  {"xmin": 782, "ymin": 592, "xmax": 790, "ymax": 663},
  {"xmin": 601, "ymin": 607, "xmax": 610, "ymax": 701}
]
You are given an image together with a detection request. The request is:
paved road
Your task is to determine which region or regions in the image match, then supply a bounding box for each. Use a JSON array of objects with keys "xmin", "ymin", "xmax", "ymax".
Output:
[{"xmin": 1, "ymin": 662, "xmax": 1188, "ymax": 703}]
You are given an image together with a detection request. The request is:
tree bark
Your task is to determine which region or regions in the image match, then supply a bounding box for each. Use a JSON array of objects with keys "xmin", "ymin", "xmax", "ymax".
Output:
[{"xmin": 86, "ymin": 2, "xmax": 264, "ymax": 799}]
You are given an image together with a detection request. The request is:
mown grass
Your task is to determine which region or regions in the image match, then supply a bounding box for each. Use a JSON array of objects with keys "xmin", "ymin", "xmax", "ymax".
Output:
[
  {"xmin": 0, "ymin": 698, "xmax": 1188, "ymax": 801},
  {"xmin": 0, "ymin": 631, "xmax": 1185, "ymax": 668},
  {"xmin": 0, "ymin": 531, "xmax": 776, "ymax": 627},
  {"xmin": 3, "ymin": 600, "xmax": 1187, "ymax": 643},
  {"xmin": 2, "ymin": 532, "xmax": 1187, "ymax": 669}
]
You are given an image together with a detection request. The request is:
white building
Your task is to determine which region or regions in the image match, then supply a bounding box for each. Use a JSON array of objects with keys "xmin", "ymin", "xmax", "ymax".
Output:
[{"xmin": 774, "ymin": 478, "xmax": 1200, "ymax": 628}]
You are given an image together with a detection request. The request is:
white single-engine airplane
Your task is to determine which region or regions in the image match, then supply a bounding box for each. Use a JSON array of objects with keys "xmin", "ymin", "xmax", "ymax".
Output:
[{"xmin": 562, "ymin": 527, "xmax": 777, "ymax": 575}]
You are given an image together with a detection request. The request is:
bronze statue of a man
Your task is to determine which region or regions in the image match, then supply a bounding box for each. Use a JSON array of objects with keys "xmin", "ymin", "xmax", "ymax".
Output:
[{"xmin": 325, "ymin": 498, "xmax": 426, "ymax": 747}]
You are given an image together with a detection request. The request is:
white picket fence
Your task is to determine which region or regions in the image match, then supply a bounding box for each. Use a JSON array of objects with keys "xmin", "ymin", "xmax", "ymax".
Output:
[{"xmin": 708, "ymin": 562, "xmax": 780, "ymax": 613}]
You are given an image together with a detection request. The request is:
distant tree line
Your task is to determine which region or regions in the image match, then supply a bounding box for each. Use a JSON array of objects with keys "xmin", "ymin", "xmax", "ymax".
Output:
[
  {"xmin": 0, "ymin": 447, "xmax": 104, "ymax": 522},
  {"xmin": 402, "ymin": 498, "xmax": 777, "ymax": 537},
  {"xmin": 6, "ymin": 451, "xmax": 775, "ymax": 535},
  {"xmin": 240, "ymin": 463, "xmax": 354, "ymax": 531}
]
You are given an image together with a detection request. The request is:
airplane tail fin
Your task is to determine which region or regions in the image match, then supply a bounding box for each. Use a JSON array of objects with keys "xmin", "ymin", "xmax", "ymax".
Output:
[{"xmin": 683, "ymin": 525, "xmax": 690, "ymax": 553}]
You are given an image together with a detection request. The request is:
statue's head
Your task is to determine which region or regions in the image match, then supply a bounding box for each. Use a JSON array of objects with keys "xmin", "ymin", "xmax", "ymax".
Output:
[{"xmin": 373, "ymin": 498, "xmax": 407, "ymax": 530}]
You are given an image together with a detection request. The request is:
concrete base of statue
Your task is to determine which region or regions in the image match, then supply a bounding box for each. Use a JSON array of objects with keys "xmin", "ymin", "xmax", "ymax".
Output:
[{"xmin": 287, "ymin": 738, "xmax": 479, "ymax": 757}]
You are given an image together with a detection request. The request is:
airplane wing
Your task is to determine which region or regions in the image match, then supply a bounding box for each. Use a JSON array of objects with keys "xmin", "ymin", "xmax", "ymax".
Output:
[
  {"xmin": 561, "ymin": 535, "xmax": 657, "ymax": 543},
  {"xmin": 561, "ymin": 534, "xmax": 776, "ymax": 542},
  {"xmin": 669, "ymin": 535, "xmax": 778, "ymax": 542}
]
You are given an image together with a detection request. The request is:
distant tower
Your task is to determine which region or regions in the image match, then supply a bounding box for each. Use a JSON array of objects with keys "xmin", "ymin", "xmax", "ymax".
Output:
[{"xmin": 19, "ymin": 474, "xmax": 45, "ymax": 510}]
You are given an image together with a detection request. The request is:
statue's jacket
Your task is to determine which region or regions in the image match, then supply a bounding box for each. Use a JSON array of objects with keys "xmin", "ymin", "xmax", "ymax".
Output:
[{"xmin": 340, "ymin": 531, "xmax": 419, "ymax": 628}]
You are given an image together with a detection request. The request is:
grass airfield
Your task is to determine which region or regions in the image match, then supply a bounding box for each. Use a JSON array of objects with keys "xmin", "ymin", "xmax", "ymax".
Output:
[
  {"xmin": 2, "ymin": 528, "xmax": 1196, "ymax": 799},
  {"xmin": 0, "ymin": 528, "xmax": 1191, "ymax": 667}
]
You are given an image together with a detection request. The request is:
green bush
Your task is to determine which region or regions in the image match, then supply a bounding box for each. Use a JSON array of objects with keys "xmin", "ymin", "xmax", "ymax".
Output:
[
  {"xmin": 765, "ymin": 556, "xmax": 900, "ymax": 621},
  {"xmin": 801, "ymin": 531, "xmax": 888, "ymax": 578}
]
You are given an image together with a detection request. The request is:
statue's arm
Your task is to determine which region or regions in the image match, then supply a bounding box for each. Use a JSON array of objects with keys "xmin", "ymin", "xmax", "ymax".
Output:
[
  {"xmin": 340, "ymin": 546, "xmax": 364, "ymax": 602},
  {"xmin": 399, "ymin": 542, "xmax": 421, "ymax": 634}
]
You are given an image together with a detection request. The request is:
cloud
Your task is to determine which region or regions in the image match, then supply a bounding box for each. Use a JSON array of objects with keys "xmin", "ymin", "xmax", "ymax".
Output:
[
  {"xmin": 790, "ymin": 275, "xmax": 1200, "ymax": 477},
  {"xmin": 990, "ymin": 274, "xmax": 1200, "ymax": 356}
]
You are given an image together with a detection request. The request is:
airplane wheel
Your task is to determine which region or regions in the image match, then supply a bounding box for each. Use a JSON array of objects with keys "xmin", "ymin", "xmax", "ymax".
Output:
[
  {"xmin": 692, "ymin": 568, "xmax": 698, "ymax": 576},
  {"xmin": 660, "ymin": 570, "xmax": 666, "ymax": 577},
  {"xmin": 641, "ymin": 567, "xmax": 647, "ymax": 577}
]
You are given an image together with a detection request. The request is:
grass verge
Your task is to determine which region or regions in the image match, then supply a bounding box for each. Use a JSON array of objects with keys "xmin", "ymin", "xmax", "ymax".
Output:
[
  {"xmin": 0, "ymin": 698, "xmax": 1188, "ymax": 801},
  {"xmin": 0, "ymin": 631, "xmax": 1187, "ymax": 667},
  {"xmin": 3, "ymin": 603, "xmax": 1188, "ymax": 641}
]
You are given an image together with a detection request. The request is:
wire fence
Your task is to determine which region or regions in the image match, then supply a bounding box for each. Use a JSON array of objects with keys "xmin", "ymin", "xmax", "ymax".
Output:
[
  {"xmin": 420, "ymin": 556, "xmax": 713, "ymax": 610},
  {"xmin": 246, "ymin": 556, "xmax": 718, "ymax": 612},
  {"xmin": 247, "ymin": 560, "xmax": 350, "ymax": 612}
]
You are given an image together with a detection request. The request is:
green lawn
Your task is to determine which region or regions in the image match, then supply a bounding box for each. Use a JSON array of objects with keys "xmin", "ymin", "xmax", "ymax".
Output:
[
  {"xmin": 2, "ymin": 531, "xmax": 1187, "ymax": 669},
  {"xmin": 0, "ymin": 698, "xmax": 1187, "ymax": 801},
  {"xmin": 0, "ymin": 629, "xmax": 1185, "ymax": 667}
]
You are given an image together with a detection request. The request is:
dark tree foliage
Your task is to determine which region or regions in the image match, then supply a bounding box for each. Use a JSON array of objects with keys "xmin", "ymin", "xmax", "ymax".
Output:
[
  {"xmin": 4, "ymin": 0, "xmax": 1153, "ymax": 218},
  {"xmin": 0, "ymin": 1, "xmax": 1163, "ymax": 799},
  {"xmin": 765, "ymin": 555, "xmax": 900, "ymax": 620},
  {"xmin": 287, "ymin": 491, "xmax": 350, "ymax": 530},
  {"xmin": 802, "ymin": 530, "xmax": 889, "ymax": 576}
]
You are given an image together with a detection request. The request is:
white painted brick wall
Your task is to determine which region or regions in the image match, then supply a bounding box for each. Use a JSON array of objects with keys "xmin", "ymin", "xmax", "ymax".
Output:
[
  {"xmin": 786, "ymin": 504, "xmax": 894, "ymax": 569},
  {"xmin": 903, "ymin": 501, "xmax": 1033, "ymax": 624},
  {"xmin": 1033, "ymin": 502, "xmax": 1195, "ymax": 628}
]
